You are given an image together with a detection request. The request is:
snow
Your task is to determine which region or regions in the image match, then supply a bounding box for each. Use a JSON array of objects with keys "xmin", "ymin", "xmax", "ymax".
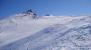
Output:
[{"xmin": 0, "ymin": 14, "xmax": 91, "ymax": 50}]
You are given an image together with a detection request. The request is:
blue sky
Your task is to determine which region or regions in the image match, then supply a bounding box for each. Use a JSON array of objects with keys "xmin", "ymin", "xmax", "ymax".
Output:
[{"xmin": 0, "ymin": 0, "xmax": 91, "ymax": 19}]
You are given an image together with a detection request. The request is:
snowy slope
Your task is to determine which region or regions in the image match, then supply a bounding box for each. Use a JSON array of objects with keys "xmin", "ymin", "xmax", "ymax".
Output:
[{"xmin": 0, "ymin": 13, "xmax": 91, "ymax": 50}]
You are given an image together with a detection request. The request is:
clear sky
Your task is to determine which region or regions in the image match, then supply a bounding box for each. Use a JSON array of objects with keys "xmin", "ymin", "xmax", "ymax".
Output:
[{"xmin": 0, "ymin": 0, "xmax": 91, "ymax": 19}]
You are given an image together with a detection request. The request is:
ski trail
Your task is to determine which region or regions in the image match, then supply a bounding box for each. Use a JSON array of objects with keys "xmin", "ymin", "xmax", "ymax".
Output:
[{"xmin": 0, "ymin": 24, "xmax": 68, "ymax": 50}]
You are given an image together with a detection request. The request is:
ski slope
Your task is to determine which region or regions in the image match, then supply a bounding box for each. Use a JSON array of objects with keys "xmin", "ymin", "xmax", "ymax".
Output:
[{"xmin": 0, "ymin": 14, "xmax": 91, "ymax": 50}]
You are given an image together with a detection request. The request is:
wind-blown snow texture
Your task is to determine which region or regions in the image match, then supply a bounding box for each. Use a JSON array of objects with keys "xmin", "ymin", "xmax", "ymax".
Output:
[{"xmin": 0, "ymin": 13, "xmax": 91, "ymax": 50}]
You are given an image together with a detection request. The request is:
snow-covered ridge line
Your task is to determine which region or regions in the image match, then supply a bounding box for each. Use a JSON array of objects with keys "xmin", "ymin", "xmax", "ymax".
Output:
[{"xmin": 0, "ymin": 14, "xmax": 91, "ymax": 50}]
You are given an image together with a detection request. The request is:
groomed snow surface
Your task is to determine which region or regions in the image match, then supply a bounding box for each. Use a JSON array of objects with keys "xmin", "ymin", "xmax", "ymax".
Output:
[{"xmin": 0, "ymin": 14, "xmax": 91, "ymax": 50}]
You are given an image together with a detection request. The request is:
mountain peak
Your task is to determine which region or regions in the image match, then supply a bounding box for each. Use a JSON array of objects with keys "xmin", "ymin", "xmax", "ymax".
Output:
[
  {"xmin": 24, "ymin": 9, "xmax": 33, "ymax": 14},
  {"xmin": 10, "ymin": 9, "xmax": 38, "ymax": 20},
  {"xmin": 22, "ymin": 9, "xmax": 37, "ymax": 19}
]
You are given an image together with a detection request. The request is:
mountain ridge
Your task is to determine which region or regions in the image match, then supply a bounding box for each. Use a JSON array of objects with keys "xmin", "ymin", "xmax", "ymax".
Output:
[{"xmin": 0, "ymin": 12, "xmax": 91, "ymax": 50}]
